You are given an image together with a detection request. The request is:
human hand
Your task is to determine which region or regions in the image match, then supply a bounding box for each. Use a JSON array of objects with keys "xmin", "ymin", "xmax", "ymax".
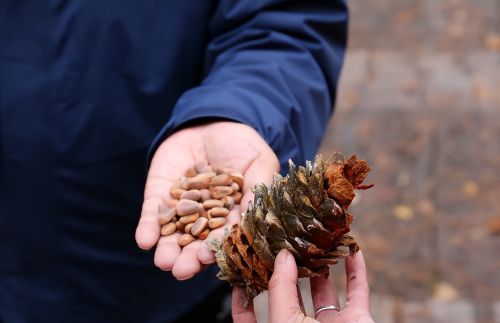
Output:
[
  {"xmin": 135, "ymin": 121, "xmax": 280, "ymax": 280},
  {"xmin": 232, "ymin": 249, "xmax": 374, "ymax": 323}
]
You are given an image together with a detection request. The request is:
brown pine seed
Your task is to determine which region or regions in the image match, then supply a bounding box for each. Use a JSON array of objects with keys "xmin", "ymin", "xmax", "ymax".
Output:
[
  {"xmin": 175, "ymin": 221, "xmax": 186, "ymax": 232},
  {"xmin": 197, "ymin": 228, "xmax": 210, "ymax": 240},
  {"xmin": 184, "ymin": 223, "xmax": 194, "ymax": 234},
  {"xmin": 214, "ymin": 166, "xmax": 238, "ymax": 175},
  {"xmin": 187, "ymin": 174, "xmax": 210, "ymax": 190},
  {"xmin": 191, "ymin": 217, "xmax": 208, "ymax": 236},
  {"xmin": 208, "ymin": 217, "xmax": 226, "ymax": 229},
  {"xmin": 230, "ymin": 182, "xmax": 240, "ymax": 192},
  {"xmin": 203, "ymin": 199, "xmax": 224, "ymax": 209},
  {"xmin": 159, "ymin": 208, "xmax": 177, "ymax": 225},
  {"xmin": 180, "ymin": 189, "xmax": 201, "ymax": 201},
  {"xmin": 200, "ymin": 165, "xmax": 213, "ymax": 173},
  {"xmin": 210, "ymin": 207, "xmax": 229, "ymax": 217},
  {"xmin": 230, "ymin": 191, "xmax": 242, "ymax": 204},
  {"xmin": 210, "ymin": 186, "xmax": 233, "ymax": 199},
  {"xmin": 180, "ymin": 178, "xmax": 190, "ymax": 190},
  {"xmin": 176, "ymin": 199, "xmax": 200, "ymax": 216},
  {"xmin": 213, "ymin": 166, "xmax": 224, "ymax": 175},
  {"xmin": 160, "ymin": 222, "xmax": 177, "ymax": 236},
  {"xmin": 210, "ymin": 173, "xmax": 233, "ymax": 186},
  {"xmin": 230, "ymin": 172, "xmax": 244, "ymax": 188},
  {"xmin": 199, "ymin": 171, "xmax": 217, "ymax": 178},
  {"xmin": 179, "ymin": 213, "xmax": 200, "ymax": 224},
  {"xmin": 166, "ymin": 199, "xmax": 179, "ymax": 208},
  {"xmin": 170, "ymin": 181, "xmax": 181, "ymax": 189},
  {"xmin": 194, "ymin": 161, "xmax": 208, "ymax": 173},
  {"xmin": 184, "ymin": 167, "xmax": 197, "ymax": 178},
  {"xmin": 200, "ymin": 189, "xmax": 211, "ymax": 201},
  {"xmin": 170, "ymin": 188, "xmax": 185, "ymax": 199},
  {"xmin": 178, "ymin": 234, "xmax": 195, "ymax": 247},
  {"xmin": 198, "ymin": 204, "xmax": 207, "ymax": 218},
  {"xmin": 221, "ymin": 196, "xmax": 234, "ymax": 210}
]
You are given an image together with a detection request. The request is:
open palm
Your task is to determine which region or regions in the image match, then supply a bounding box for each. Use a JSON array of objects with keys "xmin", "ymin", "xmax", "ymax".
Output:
[{"xmin": 135, "ymin": 121, "xmax": 280, "ymax": 280}]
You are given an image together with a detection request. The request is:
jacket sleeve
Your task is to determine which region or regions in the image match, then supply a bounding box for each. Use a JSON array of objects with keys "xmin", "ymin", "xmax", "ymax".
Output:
[{"xmin": 149, "ymin": 0, "xmax": 348, "ymax": 170}]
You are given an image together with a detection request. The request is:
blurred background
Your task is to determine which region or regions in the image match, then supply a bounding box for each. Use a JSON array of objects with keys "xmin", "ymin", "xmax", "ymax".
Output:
[{"xmin": 318, "ymin": 0, "xmax": 500, "ymax": 322}]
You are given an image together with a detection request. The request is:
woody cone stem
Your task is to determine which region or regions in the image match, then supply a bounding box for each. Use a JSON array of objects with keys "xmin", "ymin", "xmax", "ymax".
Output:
[{"xmin": 211, "ymin": 153, "xmax": 373, "ymax": 305}]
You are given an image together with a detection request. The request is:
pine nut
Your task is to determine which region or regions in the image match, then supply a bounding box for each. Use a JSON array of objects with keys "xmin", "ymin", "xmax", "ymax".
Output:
[
  {"xmin": 203, "ymin": 199, "xmax": 224, "ymax": 209},
  {"xmin": 208, "ymin": 217, "xmax": 226, "ymax": 229},
  {"xmin": 176, "ymin": 199, "xmax": 200, "ymax": 216},
  {"xmin": 230, "ymin": 191, "xmax": 242, "ymax": 204},
  {"xmin": 160, "ymin": 222, "xmax": 177, "ymax": 236},
  {"xmin": 199, "ymin": 171, "xmax": 217, "ymax": 178},
  {"xmin": 179, "ymin": 213, "xmax": 200, "ymax": 224},
  {"xmin": 184, "ymin": 167, "xmax": 197, "ymax": 178},
  {"xmin": 221, "ymin": 196, "xmax": 234, "ymax": 210},
  {"xmin": 176, "ymin": 221, "xmax": 186, "ymax": 232},
  {"xmin": 230, "ymin": 172, "xmax": 244, "ymax": 188},
  {"xmin": 170, "ymin": 188, "xmax": 185, "ymax": 199},
  {"xmin": 210, "ymin": 174, "xmax": 232, "ymax": 186},
  {"xmin": 191, "ymin": 217, "xmax": 208, "ymax": 236},
  {"xmin": 184, "ymin": 223, "xmax": 194, "ymax": 234},
  {"xmin": 180, "ymin": 189, "xmax": 201, "ymax": 201},
  {"xmin": 197, "ymin": 228, "xmax": 210, "ymax": 240},
  {"xmin": 159, "ymin": 208, "xmax": 177, "ymax": 225},
  {"xmin": 210, "ymin": 207, "xmax": 229, "ymax": 217},
  {"xmin": 200, "ymin": 189, "xmax": 211, "ymax": 201},
  {"xmin": 187, "ymin": 174, "xmax": 210, "ymax": 189},
  {"xmin": 210, "ymin": 186, "xmax": 233, "ymax": 199},
  {"xmin": 214, "ymin": 166, "xmax": 237, "ymax": 175},
  {"xmin": 198, "ymin": 204, "xmax": 207, "ymax": 218},
  {"xmin": 178, "ymin": 234, "xmax": 195, "ymax": 246},
  {"xmin": 180, "ymin": 178, "xmax": 190, "ymax": 190},
  {"xmin": 230, "ymin": 182, "xmax": 240, "ymax": 192}
]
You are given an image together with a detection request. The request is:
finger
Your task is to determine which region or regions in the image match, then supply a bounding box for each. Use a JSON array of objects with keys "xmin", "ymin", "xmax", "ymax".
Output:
[
  {"xmin": 232, "ymin": 287, "xmax": 257, "ymax": 323},
  {"xmin": 310, "ymin": 274, "xmax": 340, "ymax": 322},
  {"xmin": 346, "ymin": 251, "xmax": 370, "ymax": 311},
  {"xmin": 240, "ymin": 155, "xmax": 280, "ymax": 212},
  {"xmin": 136, "ymin": 196, "xmax": 167, "ymax": 250},
  {"xmin": 197, "ymin": 235, "xmax": 217, "ymax": 265},
  {"xmin": 268, "ymin": 249, "xmax": 304, "ymax": 323},
  {"xmin": 154, "ymin": 233, "xmax": 182, "ymax": 271},
  {"xmin": 197, "ymin": 206, "xmax": 241, "ymax": 264},
  {"xmin": 137, "ymin": 135, "xmax": 194, "ymax": 249},
  {"xmin": 172, "ymin": 239, "xmax": 203, "ymax": 280}
]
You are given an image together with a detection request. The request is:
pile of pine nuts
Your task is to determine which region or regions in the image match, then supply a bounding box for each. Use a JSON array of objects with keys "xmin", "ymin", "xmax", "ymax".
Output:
[{"xmin": 160, "ymin": 164, "xmax": 243, "ymax": 247}]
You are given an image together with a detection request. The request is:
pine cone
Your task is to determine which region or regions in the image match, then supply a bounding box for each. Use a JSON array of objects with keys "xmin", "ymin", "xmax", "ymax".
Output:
[{"xmin": 210, "ymin": 153, "xmax": 373, "ymax": 305}]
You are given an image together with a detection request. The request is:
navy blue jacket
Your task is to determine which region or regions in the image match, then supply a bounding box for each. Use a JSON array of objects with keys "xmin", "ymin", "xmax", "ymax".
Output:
[{"xmin": 0, "ymin": 1, "xmax": 348, "ymax": 322}]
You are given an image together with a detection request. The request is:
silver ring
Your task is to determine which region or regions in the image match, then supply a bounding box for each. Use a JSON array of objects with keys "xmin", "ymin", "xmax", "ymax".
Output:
[{"xmin": 315, "ymin": 305, "xmax": 340, "ymax": 317}]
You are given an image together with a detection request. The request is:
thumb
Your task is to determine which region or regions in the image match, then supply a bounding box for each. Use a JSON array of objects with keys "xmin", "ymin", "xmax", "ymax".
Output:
[
  {"xmin": 268, "ymin": 249, "xmax": 304, "ymax": 323},
  {"xmin": 239, "ymin": 152, "xmax": 280, "ymax": 214}
]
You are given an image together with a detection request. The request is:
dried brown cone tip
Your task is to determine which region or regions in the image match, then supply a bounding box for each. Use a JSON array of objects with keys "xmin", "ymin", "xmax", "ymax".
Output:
[{"xmin": 210, "ymin": 153, "xmax": 373, "ymax": 305}]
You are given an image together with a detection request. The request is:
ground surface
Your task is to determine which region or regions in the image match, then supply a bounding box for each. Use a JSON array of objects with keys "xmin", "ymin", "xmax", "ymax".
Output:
[{"xmin": 317, "ymin": 0, "xmax": 500, "ymax": 322}]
